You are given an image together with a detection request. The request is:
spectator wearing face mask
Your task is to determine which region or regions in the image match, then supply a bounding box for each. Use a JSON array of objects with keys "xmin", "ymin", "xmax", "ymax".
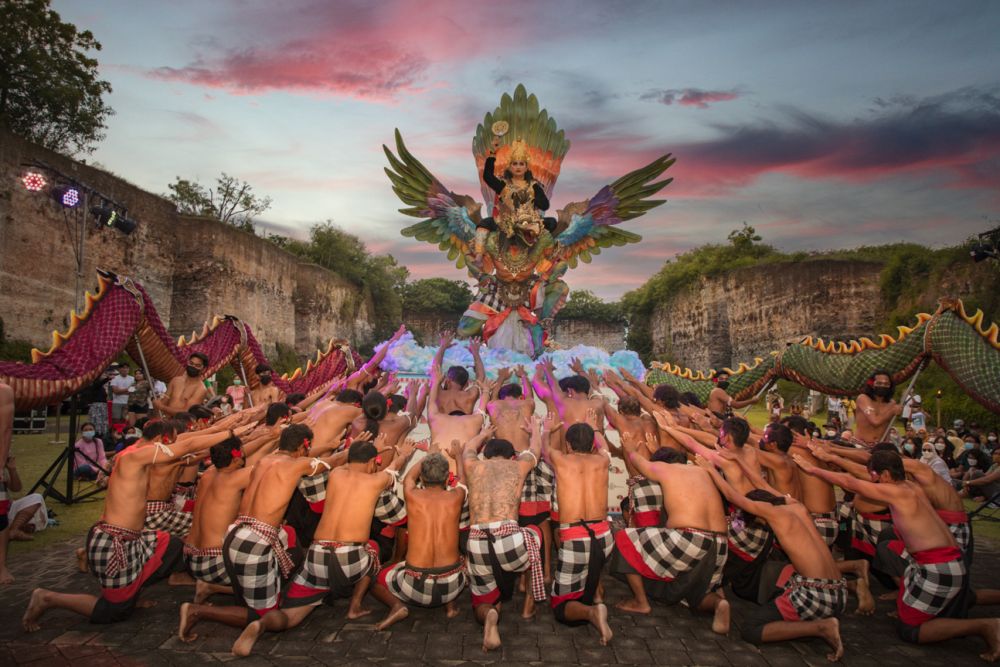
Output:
[
  {"xmin": 73, "ymin": 422, "xmax": 108, "ymax": 487},
  {"xmin": 986, "ymin": 430, "xmax": 999, "ymax": 453},
  {"xmin": 957, "ymin": 434, "xmax": 983, "ymax": 470},
  {"xmin": 226, "ymin": 377, "xmax": 247, "ymax": 411},
  {"xmin": 961, "ymin": 448, "xmax": 1000, "ymax": 500},
  {"xmin": 919, "ymin": 441, "xmax": 951, "ymax": 482},
  {"xmin": 932, "ymin": 436, "xmax": 957, "ymax": 468},
  {"xmin": 822, "ymin": 423, "xmax": 839, "ymax": 440},
  {"xmin": 900, "ymin": 437, "xmax": 920, "ymax": 459}
]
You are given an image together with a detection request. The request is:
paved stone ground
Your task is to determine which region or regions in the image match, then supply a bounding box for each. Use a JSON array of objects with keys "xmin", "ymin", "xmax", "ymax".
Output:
[{"xmin": 0, "ymin": 536, "xmax": 997, "ymax": 666}]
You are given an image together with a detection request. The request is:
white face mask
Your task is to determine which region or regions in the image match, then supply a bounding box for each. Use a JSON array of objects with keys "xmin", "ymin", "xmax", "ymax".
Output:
[
  {"xmin": 82, "ymin": 430, "xmax": 95, "ymax": 439},
  {"xmin": 935, "ymin": 442, "xmax": 946, "ymax": 453},
  {"xmin": 825, "ymin": 430, "xmax": 837, "ymax": 437},
  {"xmin": 921, "ymin": 449, "xmax": 935, "ymax": 460}
]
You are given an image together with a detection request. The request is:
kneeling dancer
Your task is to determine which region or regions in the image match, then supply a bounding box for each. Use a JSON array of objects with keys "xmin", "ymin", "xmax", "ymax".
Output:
[
  {"xmin": 613, "ymin": 443, "xmax": 730, "ymax": 635},
  {"xmin": 699, "ymin": 456, "xmax": 848, "ymax": 662},
  {"xmin": 547, "ymin": 421, "xmax": 615, "ymax": 645},
  {"xmin": 794, "ymin": 449, "xmax": 1000, "ymax": 662},
  {"xmin": 371, "ymin": 447, "xmax": 467, "ymax": 629},
  {"xmin": 464, "ymin": 423, "xmax": 545, "ymax": 652},
  {"xmin": 23, "ymin": 421, "xmax": 219, "ymax": 630}
]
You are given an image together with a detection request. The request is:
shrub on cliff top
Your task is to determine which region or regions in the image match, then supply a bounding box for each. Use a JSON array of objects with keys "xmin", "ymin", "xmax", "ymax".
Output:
[{"xmin": 402, "ymin": 278, "xmax": 473, "ymax": 314}]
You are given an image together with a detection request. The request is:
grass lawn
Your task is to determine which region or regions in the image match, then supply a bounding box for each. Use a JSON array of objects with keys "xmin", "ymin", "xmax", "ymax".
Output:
[{"xmin": 7, "ymin": 432, "xmax": 104, "ymax": 555}]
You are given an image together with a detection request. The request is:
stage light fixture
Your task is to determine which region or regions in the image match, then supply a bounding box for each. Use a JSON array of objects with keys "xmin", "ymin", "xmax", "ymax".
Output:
[
  {"xmin": 51, "ymin": 185, "xmax": 81, "ymax": 208},
  {"xmin": 90, "ymin": 204, "xmax": 137, "ymax": 235},
  {"xmin": 22, "ymin": 171, "xmax": 47, "ymax": 191}
]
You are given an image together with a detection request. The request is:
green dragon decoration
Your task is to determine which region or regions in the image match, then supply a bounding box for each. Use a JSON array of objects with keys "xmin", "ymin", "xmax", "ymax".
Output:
[{"xmin": 644, "ymin": 299, "xmax": 1000, "ymax": 415}]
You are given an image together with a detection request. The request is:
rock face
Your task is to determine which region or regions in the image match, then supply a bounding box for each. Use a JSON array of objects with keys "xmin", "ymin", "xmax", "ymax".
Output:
[
  {"xmin": 0, "ymin": 129, "xmax": 373, "ymax": 357},
  {"xmin": 648, "ymin": 258, "xmax": 989, "ymax": 371},
  {"xmin": 650, "ymin": 260, "xmax": 886, "ymax": 371},
  {"xmin": 403, "ymin": 310, "xmax": 627, "ymax": 350}
]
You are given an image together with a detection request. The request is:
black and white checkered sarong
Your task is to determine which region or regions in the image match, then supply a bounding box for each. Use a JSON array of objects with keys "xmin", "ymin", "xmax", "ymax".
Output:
[
  {"xmin": 222, "ymin": 518, "xmax": 292, "ymax": 615},
  {"xmin": 521, "ymin": 459, "xmax": 555, "ymax": 506},
  {"xmin": 615, "ymin": 526, "xmax": 728, "ymax": 590},
  {"xmin": 298, "ymin": 471, "xmax": 330, "ymax": 504},
  {"xmin": 898, "ymin": 548, "xmax": 967, "ymax": 626},
  {"xmin": 144, "ymin": 500, "xmax": 193, "ymax": 538},
  {"xmin": 772, "ymin": 566, "xmax": 847, "ymax": 621},
  {"xmin": 284, "ymin": 540, "xmax": 381, "ymax": 608},
  {"xmin": 86, "ymin": 522, "xmax": 160, "ymax": 590},
  {"xmin": 380, "ymin": 559, "xmax": 467, "ymax": 607},
  {"xmin": 727, "ymin": 512, "xmax": 772, "ymax": 562},
  {"xmin": 374, "ymin": 487, "xmax": 407, "ymax": 526},
  {"xmin": 184, "ymin": 544, "xmax": 230, "ymax": 586},
  {"xmin": 551, "ymin": 521, "xmax": 614, "ymax": 612},
  {"xmin": 811, "ymin": 511, "xmax": 839, "ymax": 548},
  {"xmin": 467, "ymin": 520, "xmax": 545, "ymax": 605},
  {"xmin": 627, "ymin": 476, "xmax": 664, "ymax": 527}
]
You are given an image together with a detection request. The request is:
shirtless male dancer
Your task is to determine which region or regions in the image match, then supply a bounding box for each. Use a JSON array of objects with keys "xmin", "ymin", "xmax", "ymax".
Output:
[
  {"xmin": 782, "ymin": 415, "xmax": 840, "ymax": 548},
  {"xmin": 250, "ymin": 364, "xmax": 284, "ymax": 407},
  {"xmin": 546, "ymin": 420, "xmax": 615, "ymax": 645},
  {"xmin": 428, "ymin": 364, "xmax": 484, "ymax": 471},
  {"xmin": 244, "ymin": 436, "xmax": 412, "ymax": 652},
  {"xmin": 706, "ymin": 371, "xmax": 760, "ymax": 416},
  {"xmin": 464, "ymin": 419, "xmax": 546, "ymax": 651},
  {"xmin": 23, "ymin": 420, "xmax": 230, "ymax": 630},
  {"xmin": 432, "ymin": 332, "xmax": 484, "ymax": 416},
  {"xmin": 370, "ymin": 446, "xmax": 468, "ymax": 629},
  {"xmin": 153, "ymin": 352, "xmax": 210, "ymax": 417},
  {"xmin": 177, "ymin": 424, "xmax": 346, "ymax": 653},
  {"xmin": 854, "ymin": 370, "xmax": 903, "ymax": 447},
  {"xmin": 182, "ymin": 436, "xmax": 253, "ymax": 605},
  {"xmin": 613, "ymin": 433, "xmax": 730, "ymax": 635},
  {"xmin": 794, "ymin": 449, "xmax": 1000, "ymax": 661}
]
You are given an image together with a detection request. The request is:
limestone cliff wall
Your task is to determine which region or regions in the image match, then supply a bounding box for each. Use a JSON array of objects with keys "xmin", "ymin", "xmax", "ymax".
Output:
[
  {"xmin": 650, "ymin": 260, "xmax": 886, "ymax": 370},
  {"xmin": 0, "ymin": 129, "xmax": 373, "ymax": 357},
  {"xmin": 403, "ymin": 310, "xmax": 627, "ymax": 351},
  {"xmin": 648, "ymin": 259, "xmax": 986, "ymax": 371}
]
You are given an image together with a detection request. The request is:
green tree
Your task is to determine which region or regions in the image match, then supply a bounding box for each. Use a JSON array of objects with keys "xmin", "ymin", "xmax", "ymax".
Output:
[
  {"xmin": 402, "ymin": 278, "xmax": 473, "ymax": 313},
  {"xmin": 0, "ymin": 0, "xmax": 114, "ymax": 155},
  {"xmin": 559, "ymin": 290, "xmax": 623, "ymax": 321},
  {"xmin": 165, "ymin": 173, "xmax": 273, "ymax": 233},
  {"xmin": 727, "ymin": 222, "xmax": 762, "ymax": 252}
]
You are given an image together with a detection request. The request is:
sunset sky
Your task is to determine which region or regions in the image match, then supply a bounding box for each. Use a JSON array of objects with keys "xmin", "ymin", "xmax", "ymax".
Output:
[{"xmin": 54, "ymin": 0, "xmax": 1000, "ymax": 299}]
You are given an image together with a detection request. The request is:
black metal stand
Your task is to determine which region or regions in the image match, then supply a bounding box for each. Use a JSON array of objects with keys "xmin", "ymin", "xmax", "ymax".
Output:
[{"xmin": 28, "ymin": 393, "xmax": 105, "ymax": 504}]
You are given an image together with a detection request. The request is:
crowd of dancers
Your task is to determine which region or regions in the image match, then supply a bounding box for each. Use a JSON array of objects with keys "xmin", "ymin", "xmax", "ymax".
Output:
[{"xmin": 13, "ymin": 326, "xmax": 1000, "ymax": 661}]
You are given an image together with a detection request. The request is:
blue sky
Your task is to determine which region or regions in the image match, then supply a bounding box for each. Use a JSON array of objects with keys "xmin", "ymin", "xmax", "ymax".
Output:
[{"xmin": 54, "ymin": 0, "xmax": 1000, "ymax": 298}]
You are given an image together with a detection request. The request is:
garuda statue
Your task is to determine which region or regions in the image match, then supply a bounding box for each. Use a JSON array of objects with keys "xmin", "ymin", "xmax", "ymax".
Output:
[{"xmin": 385, "ymin": 85, "xmax": 675, "ymax": 357}]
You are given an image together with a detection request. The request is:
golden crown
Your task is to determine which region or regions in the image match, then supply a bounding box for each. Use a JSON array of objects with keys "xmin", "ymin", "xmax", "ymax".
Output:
[{"xmin": 509, "ymin": 139, "xmax": 530, "ymax": 163}]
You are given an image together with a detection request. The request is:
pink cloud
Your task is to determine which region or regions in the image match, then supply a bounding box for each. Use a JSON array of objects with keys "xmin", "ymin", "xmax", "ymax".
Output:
[
  {"xmin": 641, "ymin": 88, "xmax": 741, "ymax": 109},
  {"xmin": 145, "ymin": 1, "xmax": 566, "ymax": 101}
]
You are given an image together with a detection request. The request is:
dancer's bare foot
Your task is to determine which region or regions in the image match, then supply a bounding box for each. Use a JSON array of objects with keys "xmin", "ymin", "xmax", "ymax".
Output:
[
  {"xmin": 522, "ymin": 593, "xmax": 536, "ymax": 620},
  {"xmin": 817, "ymin": 617, "xmax": 843, "ymax": 662},
  {"xmin": 592, "ymin": 603, "xmax": 613, "ymax": 646},
  {"xmin": 855, "ymin": 577, "xmax": 875, "ymax": 616},
  {"xmin": 482, "ymin": 608, "xmax": 501, "ymax": 652},
  {"xmin": 22, "ymin": 589, "xmax": 48, "ymax": 632},
  {"xmin": 0, "ymin": 567, "xmax": 13, "ymax": 585},
  {"xmin": 879, "ymin": 591, "xmax": 897, "ymax": 601},
  {"xmin": 232, "ymin": 620, "xmax": 262, "ymax": 657},
  {"xmin": 194, "ymin": 580, "xmax": 212, "ymax": 604},
  {"xmin": 981, "ymin": 618, "xmax": 1000, "ymax": 662},
  {"xmin": 614, "ymin": 598, "xmax": 651, "ymax": 614},
  {"xmin": 75, "ymin": 547, "xmax": 88, "ymax": 573},
  {"xmin": 169, "ymin": 572, "xmax": 196, "ymax": 586},
  {"xmin": 445, "ymin": 601, "xmax": 459, "ymax": 619},
  {"xmin": 595, "ymin": 581, "xmax": 605, "ymax": 604},
  {"xmin": 375, "ymin": 604, "xmax": 409, "ymax": 631},
  {"xmin": 347, "ymin": 604, "xmax": 372, "ymax": 620},
  {"xmin": 178, "ymin": 602, "xmax": 199, "ymax": 642},
  {"xmin": 712, "ymin": 599, "xmax": 731, "ymax": 635}
]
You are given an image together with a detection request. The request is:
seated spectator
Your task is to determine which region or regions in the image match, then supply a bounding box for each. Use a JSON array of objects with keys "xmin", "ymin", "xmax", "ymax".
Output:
[
  {"xmin": 961, "ymin": 447, "xmax": 1000, "ymax": 500},
  {"xmin": 986, "ymin": 430, "xmax": 999, "ymax": 453},
  {"xmin": 919, "ymin": 441, "xmax": 951, "ymax": 482},
  {"xmin": 73, "ymin": 423, "xmax": 108, "ymax": 487},
  {"xmin": 931, "ymin": 435, "xmax": 957, "ymax": 468}
]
